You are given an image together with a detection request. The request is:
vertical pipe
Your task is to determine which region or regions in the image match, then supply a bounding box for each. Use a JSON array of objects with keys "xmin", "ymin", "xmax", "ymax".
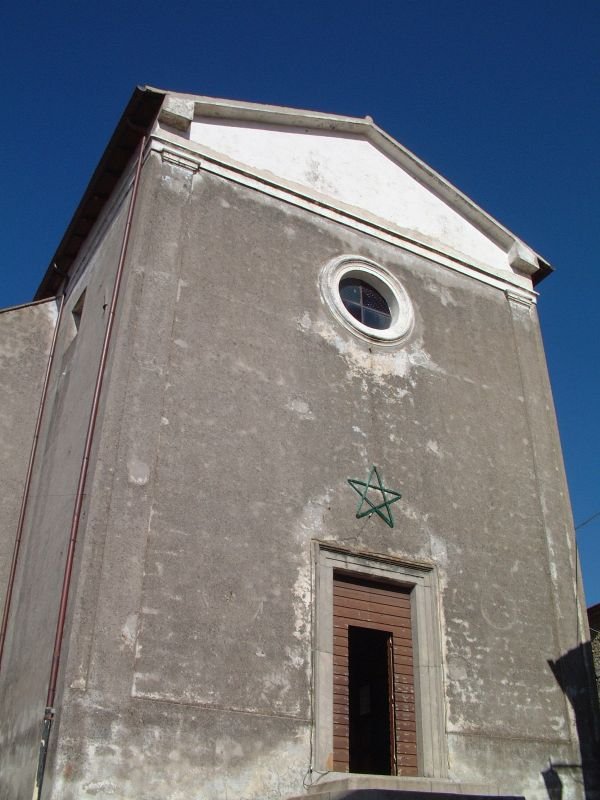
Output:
[
  {"xmin": 0, "ymin": 294, "xmax": 65, "ymax": 671},
  {"xmin": 36, "ymin": 135, "xmax": 147, "ymax": 799}
]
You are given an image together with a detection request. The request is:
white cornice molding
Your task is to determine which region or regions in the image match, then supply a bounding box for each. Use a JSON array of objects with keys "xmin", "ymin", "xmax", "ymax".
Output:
[
  {"xmin": 161, "ymin": 148, "xmax": 201, "ymax": 173},
  {"xmin": 506, "ymin": 289, "xmax": 536, "ymax": 309},
  {"xmin": 508, "ymin": 240, "xmax": 539, "ymax": 277},
  {"xmin": 148, "ymin": 131, "xmax": 538, "ymax": 304}
]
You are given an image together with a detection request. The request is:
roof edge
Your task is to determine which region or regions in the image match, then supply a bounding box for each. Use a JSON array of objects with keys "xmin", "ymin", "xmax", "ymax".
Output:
[{"xmin": 34, "ymin": 85, "xmax": 165, "ymax": 300}]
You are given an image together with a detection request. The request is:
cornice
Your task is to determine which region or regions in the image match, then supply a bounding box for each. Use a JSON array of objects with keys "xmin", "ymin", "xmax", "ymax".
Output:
[{"xmin": 150, "ymin": 131, "xmax": 538, "ymax": 305}]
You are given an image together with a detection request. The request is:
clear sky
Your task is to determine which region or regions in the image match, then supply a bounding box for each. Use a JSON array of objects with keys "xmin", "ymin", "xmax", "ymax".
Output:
[{"xmin": 1, "ymin": 1, "xmax": 598, "ymax": 605}]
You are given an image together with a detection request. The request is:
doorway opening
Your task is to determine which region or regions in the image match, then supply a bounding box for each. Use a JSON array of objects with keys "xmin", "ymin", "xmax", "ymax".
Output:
[{"xmin": 348, "ymin": 626, "xmax": 394, "ymax": 775}]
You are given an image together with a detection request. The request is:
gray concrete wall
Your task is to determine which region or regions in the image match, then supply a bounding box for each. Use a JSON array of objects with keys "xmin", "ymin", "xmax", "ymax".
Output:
[
  {"xmin": 35, "ymin": 153, "xmax": 591, "ymax": 800},
  {"xmin": 0, "ymin": 183, "xmax": 132, "ymax": 799},
  {"xmin": 0, "ymin": 300, "xmax": 56, "ymax": 614}
]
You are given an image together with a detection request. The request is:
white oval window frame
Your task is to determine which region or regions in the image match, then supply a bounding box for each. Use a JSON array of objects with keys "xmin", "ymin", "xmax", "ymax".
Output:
[{"xmin": 320, "ymin": 255, "xmax": 414, "ymax": 345}]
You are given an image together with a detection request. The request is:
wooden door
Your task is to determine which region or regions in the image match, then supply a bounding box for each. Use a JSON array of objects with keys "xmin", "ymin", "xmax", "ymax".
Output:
[{"xmin": 332, "ymin": 573, "xmax": 418, "ymax": 776}]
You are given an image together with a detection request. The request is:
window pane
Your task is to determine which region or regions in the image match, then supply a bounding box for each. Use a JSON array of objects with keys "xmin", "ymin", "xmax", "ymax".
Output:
[
  {"xmin": 340, "ymin": 280, "xmax": 362, "ymax": 303},
  {"xmin": 345, "ymin": 302, "xmax": 363, "ymax": 323},
  {"xmin": 339, "ymin": 277, "xmax": 392, "ymax": 331},
  {"xmin": 361, "ymin": 284, "xmax": 390, "ymax": 315},
  {"xmin": 363, "ymin": 307, "xmax": 391, "ymax": 330}
]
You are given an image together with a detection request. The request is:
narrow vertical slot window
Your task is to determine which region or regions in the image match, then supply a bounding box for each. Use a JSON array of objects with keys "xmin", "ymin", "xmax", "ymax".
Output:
[{"xmin": 72, "ymin": 290, "xmax": 86, "ymax": 332}]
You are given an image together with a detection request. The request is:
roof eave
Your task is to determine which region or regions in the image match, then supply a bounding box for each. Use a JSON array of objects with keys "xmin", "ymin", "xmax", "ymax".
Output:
[
  {"xmin": 34, "ymin": 85, "xmax": 165, "ymax": 300},
  {"xmin": 532, "ymin": 257, "xmax": 554, "ymax": 286}
]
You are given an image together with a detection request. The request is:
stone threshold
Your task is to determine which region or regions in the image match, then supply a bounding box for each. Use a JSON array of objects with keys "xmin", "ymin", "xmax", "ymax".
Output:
[{"xmin": 286, "ymin": 774, "xmax": 523, "ymax": 800}]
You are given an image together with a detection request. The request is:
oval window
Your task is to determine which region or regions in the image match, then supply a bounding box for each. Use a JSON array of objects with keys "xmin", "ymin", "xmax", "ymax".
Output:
[{"xmin": 320, "ymin": 256, "xmax": 414, "ymax": 345}]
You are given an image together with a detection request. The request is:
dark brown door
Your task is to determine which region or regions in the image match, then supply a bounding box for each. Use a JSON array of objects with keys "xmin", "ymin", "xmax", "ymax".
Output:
[{"xmin": 332, "ymin": 573, "xmax": 418, "ymax": 776}]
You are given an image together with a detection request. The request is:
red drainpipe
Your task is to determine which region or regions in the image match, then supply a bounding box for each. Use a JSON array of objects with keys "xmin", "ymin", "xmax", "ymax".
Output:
[
  {"xmin": 35, "ymin": 135, "xmax": 147, "ymax": 799},
  {"xmin": 0, "ymin": 294, "xmax": 65, "ymax": 671}
]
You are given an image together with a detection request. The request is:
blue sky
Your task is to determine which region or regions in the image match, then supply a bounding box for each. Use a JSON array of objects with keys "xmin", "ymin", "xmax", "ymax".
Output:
[{"xmin": 1, "ymin": 1, "xmax": 598, "ymax": 605}]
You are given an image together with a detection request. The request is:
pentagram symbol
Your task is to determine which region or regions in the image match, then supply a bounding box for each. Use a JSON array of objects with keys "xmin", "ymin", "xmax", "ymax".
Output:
[{"xmin": 347, "ymin": 465, "xmax": 402, "ymax": 528}]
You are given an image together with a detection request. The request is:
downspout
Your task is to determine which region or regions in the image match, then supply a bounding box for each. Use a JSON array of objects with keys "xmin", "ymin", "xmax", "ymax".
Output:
[
  {"xmin": 35, "ymin": 135, "xmax": 147, "ymax": 800},
  {"xmin": 0, "ymin": 294, "xmax": 65, "ymax": 671}
]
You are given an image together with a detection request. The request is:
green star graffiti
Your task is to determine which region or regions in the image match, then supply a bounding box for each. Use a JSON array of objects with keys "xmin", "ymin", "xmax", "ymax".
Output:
[{"xmin": 347, "ymin": 465, "xmax": 402, "ymax": 528}]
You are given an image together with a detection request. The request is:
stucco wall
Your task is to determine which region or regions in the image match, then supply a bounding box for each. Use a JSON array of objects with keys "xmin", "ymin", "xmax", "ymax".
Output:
[{"xmin": 36, "ymin": 153, "xmax": 588, "ymax": 800}]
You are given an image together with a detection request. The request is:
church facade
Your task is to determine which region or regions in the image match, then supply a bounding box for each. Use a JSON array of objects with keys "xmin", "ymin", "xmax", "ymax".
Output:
[{"xmin": 0, "ymin": 87, "xmax": 596, "ymax": 800}]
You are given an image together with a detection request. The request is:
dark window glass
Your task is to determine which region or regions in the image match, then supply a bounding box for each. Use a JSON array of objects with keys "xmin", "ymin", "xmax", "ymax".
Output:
[{"xmin": 339, "ymin": 278, "xmax": 391, "ymax": 330}]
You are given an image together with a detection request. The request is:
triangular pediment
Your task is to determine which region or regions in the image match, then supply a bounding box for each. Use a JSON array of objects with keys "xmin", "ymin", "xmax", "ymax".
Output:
[{"xmin": 153, "ymin": 92, "xmax": 547, "ymax": 284}]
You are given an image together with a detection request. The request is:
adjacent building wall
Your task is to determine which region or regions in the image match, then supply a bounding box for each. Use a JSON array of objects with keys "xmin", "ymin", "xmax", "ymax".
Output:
[{"xmin": 0, "ymin": 300, "xmax": 57, "ymax": 614}]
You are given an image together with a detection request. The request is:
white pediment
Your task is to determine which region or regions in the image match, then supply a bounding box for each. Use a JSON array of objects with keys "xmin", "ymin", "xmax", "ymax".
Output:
[{"xmin": 189, "ymin": 116, "xmax": 517, "ymax": 277}]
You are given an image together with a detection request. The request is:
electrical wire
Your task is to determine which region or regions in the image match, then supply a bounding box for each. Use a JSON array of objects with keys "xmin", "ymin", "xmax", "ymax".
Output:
[{"xmin": 575, "ymin": 510, "xmax": 600, "ymax": 532}]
